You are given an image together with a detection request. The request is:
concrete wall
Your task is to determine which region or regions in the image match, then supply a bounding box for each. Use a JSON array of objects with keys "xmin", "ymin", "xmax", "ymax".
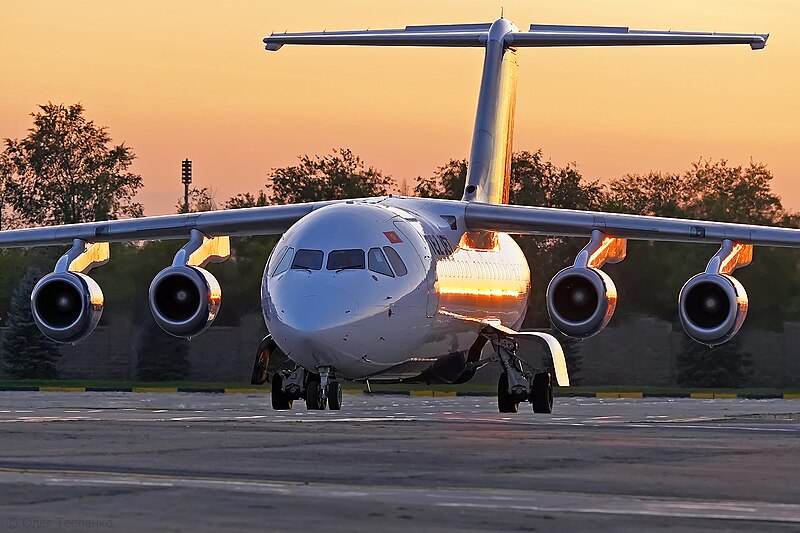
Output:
[{"xmin": 0, "ymin": 314, "xmax": 797, "ymax": 386}]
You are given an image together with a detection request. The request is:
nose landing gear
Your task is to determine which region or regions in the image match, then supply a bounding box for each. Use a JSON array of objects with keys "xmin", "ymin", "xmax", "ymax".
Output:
[{"xmin": 271, "ymin": 365, "xmax": 343, "ymax": 411}]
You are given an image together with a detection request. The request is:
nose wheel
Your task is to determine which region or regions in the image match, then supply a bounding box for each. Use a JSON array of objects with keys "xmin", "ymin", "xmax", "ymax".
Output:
[
  {"xmin": 328, "ymin": 381, "xmax": 342, "ymax": 410},
  {"xmin": 305, "ymin": 367, "xmax": 342, "ymax": 411},
  {"xmin": 271, "ymin": 366, "xmax": 343, "ymax": 411},
  {"xmin": 270, "ymin": 373, "xmax": 293, "ymax": 410}
]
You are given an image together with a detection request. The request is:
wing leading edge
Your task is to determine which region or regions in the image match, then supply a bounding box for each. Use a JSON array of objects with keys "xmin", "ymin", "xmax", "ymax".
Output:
[
  {"xmin": 462, "ymin": 202, "xmax": 800, "ymax": 248},
  {"xmin": 0, "ymin": 202, "xmax": 332, "ymax": 248}
]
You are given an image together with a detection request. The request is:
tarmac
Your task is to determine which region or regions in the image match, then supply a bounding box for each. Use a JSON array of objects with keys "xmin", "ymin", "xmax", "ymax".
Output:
[{"xmin": 0, "ymin": 392, "xmax": 799, "ymax": 531}]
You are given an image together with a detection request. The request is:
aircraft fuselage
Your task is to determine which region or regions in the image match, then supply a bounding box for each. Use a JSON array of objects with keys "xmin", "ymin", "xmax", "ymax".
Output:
[{"xmin": 262, "ymin": 197, "xmax": 531, "ymax": 380}]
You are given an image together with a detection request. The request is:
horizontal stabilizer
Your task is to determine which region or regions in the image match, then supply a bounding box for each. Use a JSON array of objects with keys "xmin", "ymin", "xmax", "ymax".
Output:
[
  {"xmin": 264, "ymin": 24, "xmax": 491, "ymax": 51},
  {"xmin": 265, "ymin": 20, "xmax": 768, "ymax": 51},
  {"xmin": 520, "ymin": 24, "xmax": 768, "ymax": 50}
]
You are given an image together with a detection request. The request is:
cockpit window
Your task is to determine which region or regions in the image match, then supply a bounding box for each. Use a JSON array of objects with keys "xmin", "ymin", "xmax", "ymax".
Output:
[
  {"xmin": 368, "ymin": 248, "xmax": 394, "ymax": 277},
  {"xmin": 271, "ymin": 247, "xmax": 294, "ymax": 276},
  {"xmin": 383, "ymin": 246, "xmax": 407, "ymax": 277},
  {"xmin": 291, "ymin": 249, "xmax": 324, "ymax": 270},
  {"xmin": 327, "ymin": 249, "xmax": 365, "ymax": 271}
]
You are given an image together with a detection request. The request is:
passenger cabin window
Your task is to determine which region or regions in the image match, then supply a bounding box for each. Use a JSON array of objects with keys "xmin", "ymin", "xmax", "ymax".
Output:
[
  {"xmin": 272, "ymin": 247, "xmax": 294, "ymax": 276},
  {"xmin": 292, "ymin": 249, "xmax": 323, "ymax": 270},
  {"xmin": 368, "ymin": 248, "xmax": 394, "ymax": 277},
  {"xmin": 327, "ymin": 249, "xmax": 365, "ymax": 271},
  {"xmin": 383, "ymin": 246, "xmax": 407, "ymax": 277}
]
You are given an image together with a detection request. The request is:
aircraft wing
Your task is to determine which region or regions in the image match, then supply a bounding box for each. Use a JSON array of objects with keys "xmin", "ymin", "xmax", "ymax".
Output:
[
  {"xmin": 462, "ymin": 202, "xmax": 800, "ymax": 248},
  {"xmin": 0, "ymin": 201, "xmax": 333, "ymax": 248}
]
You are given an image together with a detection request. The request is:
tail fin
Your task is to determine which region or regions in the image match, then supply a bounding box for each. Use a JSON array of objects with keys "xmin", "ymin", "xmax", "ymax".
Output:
[{"xmin": 264, "ymin": 20, "xmax": 768, "ymax": 205}]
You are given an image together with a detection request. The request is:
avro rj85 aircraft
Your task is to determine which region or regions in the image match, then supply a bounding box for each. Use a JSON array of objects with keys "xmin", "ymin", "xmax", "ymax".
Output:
[{"xmin": 1, "ymin": 18, "xmax": 790, "ymax": 415}]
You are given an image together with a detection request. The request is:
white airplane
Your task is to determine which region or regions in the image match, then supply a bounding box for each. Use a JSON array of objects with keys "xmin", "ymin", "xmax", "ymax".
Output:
[{"xmin": 0, "ymin": 18, "xmax": 786, "ymax": 415}]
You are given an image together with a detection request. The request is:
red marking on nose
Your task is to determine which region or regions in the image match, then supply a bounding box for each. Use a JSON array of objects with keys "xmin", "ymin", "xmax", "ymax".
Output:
[{"xmin": 384, "ymin": 231, "xmax": 403, "ymax": 244}]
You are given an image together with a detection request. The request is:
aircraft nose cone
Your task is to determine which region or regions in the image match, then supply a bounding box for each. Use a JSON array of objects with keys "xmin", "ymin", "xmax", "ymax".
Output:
[{"xmin": 275, "ymin": 286, "xmax": 359, "ymax": 333}]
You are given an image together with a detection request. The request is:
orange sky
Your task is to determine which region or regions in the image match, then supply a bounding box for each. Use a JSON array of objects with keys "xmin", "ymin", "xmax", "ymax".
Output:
[{"xmin": 2, "ymin": 0, "xmax": 799, "ymax": 214}]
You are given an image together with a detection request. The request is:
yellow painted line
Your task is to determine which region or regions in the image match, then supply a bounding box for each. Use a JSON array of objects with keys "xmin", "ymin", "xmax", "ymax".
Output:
[
  {"xmin": 224, "ymin": 388, "xmax": 269, "ymax": 394},
  {"xmin": 713, "ymin": 393, "xmax": 737, "ymax": 399},
  {"xmin": 39, "ymin": 387, "xmax": 85, "ymax": 392},
  {"xmin": 342, "ymin": 389, "xmax": 363, "ymax": 395},
  {"xmin": 784, "ymin": 394, "xmax": 800, "ymax": 400},
  {"xmin": 410, "ymin": 390, "xmax": 433, "ymax": 397},
  {"xmin": 596, "ymin": 392, "xmax": 621, "ymax": 398},
  {"xmin": 433, "ymin": 391, "xmax": 457, "ymax": 397},
  {"xmin": 132, "ymin": 387, "xmax": 177, "ymax": 393},
  {"xmin": 617, "ymin": 392, "xmax": 644, "ymax": 399},
  {"xmin": 690, "ymin": 393, "xmax": 715, "ymax": 399}
]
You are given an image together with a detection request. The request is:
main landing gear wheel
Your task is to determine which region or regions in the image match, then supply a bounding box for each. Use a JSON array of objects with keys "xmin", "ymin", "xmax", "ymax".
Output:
[
  {"xmin": 497, "ymin": 372, "xmax": 519, "ymax": 413},
  {"xmin": 327, "ymin": 382, "xmax": 342, "ymax": 410},
  {"xmin": 271, "ymin": 373, "xmax": 293, "ymax": 410},
  {"xmin": 306, "ymin": 374, "xmax": 327, "ymax": 410},
  {"xmin": 531, "ymin": 371, "xmax": 554, "ymax": 414}
]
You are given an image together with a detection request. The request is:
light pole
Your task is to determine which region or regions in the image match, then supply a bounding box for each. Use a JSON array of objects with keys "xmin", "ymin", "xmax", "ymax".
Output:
[{"xmin": 181, "ymin": 159, "xmax": 192, "ymax": 213}]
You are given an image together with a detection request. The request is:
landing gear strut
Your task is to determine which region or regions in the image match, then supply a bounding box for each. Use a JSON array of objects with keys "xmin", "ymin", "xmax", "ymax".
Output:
[
  {"xmin": 486, "ymin": 329, "xmax": 555, "ymax": 415},
  {"xmin": 271, "ymin": 365, "xmax": 343, "ymax": 411}
]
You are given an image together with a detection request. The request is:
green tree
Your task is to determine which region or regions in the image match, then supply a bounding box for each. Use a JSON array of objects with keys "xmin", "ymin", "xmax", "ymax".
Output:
[
  {"xmin": 415, "ymin": 159, "xmax": 467, "ymax": 200},
  {"xmin": 2, "ymin": 103, "xmax": 143, "ymax": 226},
  {"xmin": 176, "ymin": 186, "xmax": 216, "ymax": 213},
  {"xmin": 268, "ymin": 148, "xmax": 394, "ymax": 204},
  {"xmin": 225, "ymin": 191, "xmax": 269, "ymax": 209},
  {"xmin": 676, "ymin": 337, "xmax": 751, "ymax": 388},
  {"xmin": 136, "ymin": 318, "xmax": 190, "ymax": 381},
  {"xmin": 1, "ymin": 268, "xmax": 62, "ymax": 378}
]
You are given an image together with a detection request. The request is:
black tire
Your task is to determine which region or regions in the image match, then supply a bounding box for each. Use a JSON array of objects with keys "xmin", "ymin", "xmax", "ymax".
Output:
[
  {"xmin": 497, "ymin": 372, "xmax": 519, "ymax": 413},
  {"xmin": 271, "ymin": 373, "xmax": 292, "ymax": 410},
  {"xmin": 531, "ymin": 371, "xmax": 554, "ymax": 414},
  {"xmin": 306, "ymin": 374, "xmax": 327, "ymax": 410},
  {"xmin": 328, "ymin": 382, "xmax": 342, "ymax": 410}
]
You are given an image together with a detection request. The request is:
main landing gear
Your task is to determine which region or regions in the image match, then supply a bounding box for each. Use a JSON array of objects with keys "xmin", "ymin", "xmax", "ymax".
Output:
[
  {"xmin": 271, "ymin": 366, "xmax": 342, "ymax": 411},
  {"xmin": 488, "ymin": 331, "xmax": 554, "ymax": 415}
]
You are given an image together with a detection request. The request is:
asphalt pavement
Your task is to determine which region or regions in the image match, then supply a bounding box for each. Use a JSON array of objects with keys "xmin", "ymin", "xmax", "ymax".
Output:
[{"xmin": 0, "ymin": 392, "xmax": 799, "ymax": 531}]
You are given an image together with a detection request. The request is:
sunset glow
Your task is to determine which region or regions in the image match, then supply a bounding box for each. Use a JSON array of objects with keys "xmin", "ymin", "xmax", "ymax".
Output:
[{"xmin": 2, "ymin": 1, "xmax": 798, "ymax": 214}]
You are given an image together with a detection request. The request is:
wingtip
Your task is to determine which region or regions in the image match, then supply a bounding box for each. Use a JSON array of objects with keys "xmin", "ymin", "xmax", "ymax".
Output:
[{"xmin": 751, "ymin": 33, "xmax": 769, "ymax": 50}]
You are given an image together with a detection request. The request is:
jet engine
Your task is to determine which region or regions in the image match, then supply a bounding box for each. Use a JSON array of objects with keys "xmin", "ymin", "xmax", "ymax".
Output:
[
  {"xmin": 31, "ymin": 272, "xmax": 104, "ymax": 343},
  {"xmin": 678, "ymin": 273, "xmax": 748, "ymax": 347},
  {"xmin": 149, "ymin": 265, "xmax": 222, "ymax": 338},
  {"xmin": 546, "ymin": 266, "xmax": 618, "ymax": 338}
]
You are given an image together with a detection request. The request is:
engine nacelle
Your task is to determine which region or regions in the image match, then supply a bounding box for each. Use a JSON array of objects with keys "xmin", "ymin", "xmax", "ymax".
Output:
[
  {"xmin": 546, "ymin": 267, "xmax": 618, "ymax": 338},
  {"xmin": 149, "ymin": 265, "xmax": 221, "ymax": 338},
  {"xmin": 678, "ymin": 273, "xmax": 748, "ymax": 347},
  {"xmin": 31, "ymin": 272, "xmax": 104, "ymax": 343}
]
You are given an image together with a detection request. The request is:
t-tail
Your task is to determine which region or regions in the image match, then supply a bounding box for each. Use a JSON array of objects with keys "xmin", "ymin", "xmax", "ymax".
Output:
[{"xmin": 264, "ymin": 18, "xmax": 768, "ymax": 205}]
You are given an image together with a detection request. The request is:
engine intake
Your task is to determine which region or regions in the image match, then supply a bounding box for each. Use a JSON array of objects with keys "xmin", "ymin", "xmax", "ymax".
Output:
[
  {"xmin": 679, "ymin": 273, "xmax": 748, "ymax": 346},
  {"xmin": 546, "ymin": 267, "xmax": 617, "ymax": 338},
  {"xmin": 149, "ymin": 265, "xmax": 221, "ymax": 338},
  {"xmin": 31, "ymin": 272, "xmax": 104, "ymax": 343}
]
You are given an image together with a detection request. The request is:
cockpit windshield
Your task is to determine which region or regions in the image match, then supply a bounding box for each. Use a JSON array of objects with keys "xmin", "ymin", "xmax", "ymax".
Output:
[
  {"xmin": 327, "ymin": 249, "xmax": 365, "ymax": 271},
  {"xmin": 292, "ymin": 249, "xmax": 323, "ymax": 270},
  {"xmin": 368, "ymin": 248, "xmax": 394, "ymax": 277}
]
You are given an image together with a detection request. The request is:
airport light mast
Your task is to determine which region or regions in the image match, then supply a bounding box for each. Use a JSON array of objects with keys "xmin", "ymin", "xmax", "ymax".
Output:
[{"xmin": 181, "ymin": 159, "xmax": 192, "ymax": 213}]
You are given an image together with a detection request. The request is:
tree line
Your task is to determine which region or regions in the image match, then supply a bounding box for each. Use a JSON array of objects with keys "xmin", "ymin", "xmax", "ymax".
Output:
[{"xmin": 2, "ymin": 103, "xmax": 798, "ymax": 385}]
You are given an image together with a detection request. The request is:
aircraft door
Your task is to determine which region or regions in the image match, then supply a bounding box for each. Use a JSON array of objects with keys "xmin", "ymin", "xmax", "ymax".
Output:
[{"xmin": 393, "ymin": 220, "xmax": 439, "ymax": 318}]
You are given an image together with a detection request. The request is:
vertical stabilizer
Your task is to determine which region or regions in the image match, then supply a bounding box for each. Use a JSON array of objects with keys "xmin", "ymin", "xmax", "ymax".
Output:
[
  {"xmin": 264, "ymin": 19, "xmax": 768, "ymax": 205},
  {"xmin": 461, "ymin": 19, "xmax": 519, "ymax": 205}
]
